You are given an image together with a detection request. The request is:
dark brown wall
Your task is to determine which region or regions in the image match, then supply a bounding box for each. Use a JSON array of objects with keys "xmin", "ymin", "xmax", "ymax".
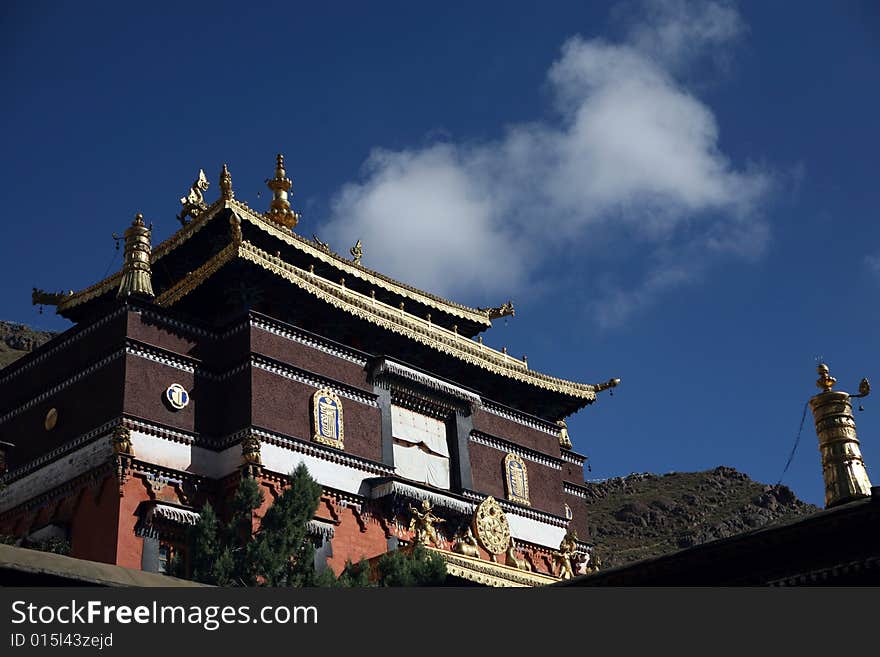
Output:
[
  {"xmin": 564, "ymin": 492, "xmax": 590, "ymax": 540},
  {"xmin": 0, "ymin": 312, "xmax": 126, "ymax": 410},
  {"xmin": 0, "ymin": 358, "xmax": 124, "ymax": 469},
  {"xmin": 471, "ymin": 407, "xmax": 559, "ymax": 456},
  {"xmin": 562, "ymin": 460, "xmax": 584, "ymax": 484},
  {"xmin": 250, "ymin": 368, "xmax": 382, "ymax": 463},
  {"xmin": 250, "ymin": 328, "xmax": 370, "ymax": 391},
  {"xmin": 467, "ymin": 441, "xmax": 565, "ymax": 516}
]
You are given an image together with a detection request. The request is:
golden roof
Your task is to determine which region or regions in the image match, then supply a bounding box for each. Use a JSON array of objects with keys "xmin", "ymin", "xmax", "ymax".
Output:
[
  {"xmin": 45, "ymin": 162, "xmax": 615, "ymax": 405},
  {"xmin": 56, "ymin": 196, "xmax": 493, "ymax": 328}
]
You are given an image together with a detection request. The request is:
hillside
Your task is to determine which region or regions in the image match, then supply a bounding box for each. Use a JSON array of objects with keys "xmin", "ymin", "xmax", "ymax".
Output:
[
  {"xmin": 585, "ymin": 466, "xmax": 820, "ymax": 569},
  {"xmin": 0, "ymin": 321, "xmax": 56, "ymax": 369}
]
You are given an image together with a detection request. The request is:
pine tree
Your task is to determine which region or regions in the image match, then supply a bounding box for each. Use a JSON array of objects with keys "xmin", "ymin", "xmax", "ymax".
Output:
[
  {"xmin": 376, "ymin": 544, "xmax": 447, "ymax": 586},
  {"xmin": 182, "ymin": 464, "xmax": 447, "ymax": 587}
]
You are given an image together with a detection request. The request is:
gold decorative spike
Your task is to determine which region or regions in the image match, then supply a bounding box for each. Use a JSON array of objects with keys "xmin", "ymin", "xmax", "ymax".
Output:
[
  {"xmin": 809, "ymin": 363, "xmax": 873, "ymax": 508},
  {"xmin": 408, "ymin": 499, "xmax": 445, "ymax": 547},
  {"xmin": 265, "ymin": 153, "xmax": 300, "ymax": 229},
  {"xmin": 177, "ymin": 169, "xmax": 210, "ymax": 225},
  {"xmin": 220, "ymin": 163, "xmax": 234, "ymax": 200},
  {"xmin": 349, "ymin": 239, "xmax": 363, "ymax": 264},
  {"xmin": 478, "ymin": 300, "xmax": 515, "ymax": 319},
  {"xmin": 116, "ymin": 214, "xmax": 155, "ymax": 300},
  {"xmin": 557, "ymin": 419, "xmax": 573, "ymax": 450}
]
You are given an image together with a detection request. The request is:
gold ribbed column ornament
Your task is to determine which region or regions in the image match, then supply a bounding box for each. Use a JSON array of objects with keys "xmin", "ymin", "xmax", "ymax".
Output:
[
  {"xmin": 265, "ymin": 153, "xmax": 299, "ymax": 229},
  {"xmin": 116, "ymin": 213, "xmax": 155, "ymax": 299},
  {"xmin": 220, "ymin": 163, "xmax": 234, "ymax": 200},
  {"xmin": 809, "ymin": 363, "xmax": 872, "ymax": 508}
]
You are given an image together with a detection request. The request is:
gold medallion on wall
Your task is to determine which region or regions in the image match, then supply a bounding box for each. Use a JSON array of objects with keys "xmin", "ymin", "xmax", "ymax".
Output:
[
  {"xmin": 503, "ymin": 452, "xmax": 530, "ymax": 506},
  {"xmin": 312, "ymin": 388, "xmax": 344, "ymax": 450},
  {"xmin": 44, "ymin": 408, "xmax": 58, "ymax": 431},
  {"xmin": 472, "ymin": 496, "xmax": 511, "ymax": 558}
]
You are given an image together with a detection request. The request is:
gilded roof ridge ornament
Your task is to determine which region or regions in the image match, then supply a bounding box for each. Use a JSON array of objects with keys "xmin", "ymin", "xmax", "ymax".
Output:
[
  {"xmin": 594, "ymin": 377, "xmax": 621, "ymax": 394},
  {"xmin": 478, "ymin": 301, "xmax": 515, "ymax": 320},
  {"xmin": 219, "ymin": 163, "xmax": 234, "ymax": 201},
  {"xmin": 349, "ymin": 239, "xmax": 362, "ymax": 265},
  {"xmin": 264, "ymin": 153, "xmax": 300, "ymax": 230},
  {"xmin": 312, "ymin": 234, "xmax": 332, "ymax": 254},
  {"xmin": 32, "ymin": 288, "xmax": 73, "ymax": 307},
  {"xmin": 177, "ymin": 169, "xmax": 210, "ymax": 226},
  {"xmin": 116, "ymin": 213, "xmax": 155, "ymax": 300}
]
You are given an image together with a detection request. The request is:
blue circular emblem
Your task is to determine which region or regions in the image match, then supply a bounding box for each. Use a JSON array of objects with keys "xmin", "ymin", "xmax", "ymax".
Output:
[{"xmin": 166, "ymin": 383, "xmax": 190, "ymax": 410}]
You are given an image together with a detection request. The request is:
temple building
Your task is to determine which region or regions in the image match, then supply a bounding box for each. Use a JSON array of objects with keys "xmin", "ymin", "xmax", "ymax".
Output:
[{"xmin": 0, "ymin": 156, "xmax": 619, "ymax": 587}]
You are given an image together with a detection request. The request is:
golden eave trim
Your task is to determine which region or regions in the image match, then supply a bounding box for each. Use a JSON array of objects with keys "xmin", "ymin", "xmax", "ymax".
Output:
[
  {"xmin": 237, "ymin": 241, "xmax": 596, "ymax": 400},
  {"xmin": 130, "ymin": 234, "xmax": 596, "ymax": 400},
  {"xmin": 154, "ymin": 242, "xmax": 238, "ymax": 307},
  {"xmin": 429, "ymin": 548, "xmax": 558, "ymax": 587},
  {"xmin": 230, "ymin": 200, "xmax": 493, "ymax": 327}
]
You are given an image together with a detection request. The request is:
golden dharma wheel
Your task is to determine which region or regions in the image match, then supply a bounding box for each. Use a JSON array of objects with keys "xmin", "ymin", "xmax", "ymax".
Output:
[{"xmin": 472, "ymin": 496, "xmax": 510, "ymax": 555}]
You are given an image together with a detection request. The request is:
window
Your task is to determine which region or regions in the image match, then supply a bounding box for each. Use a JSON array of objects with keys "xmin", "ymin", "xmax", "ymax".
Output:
[
  {"xmin": 157, "ymin": 544, "xmax": 172, "ymax": 574},
  {"xmin": 391, "ymin": 405, "xmax": 450, "ymax": 489}
]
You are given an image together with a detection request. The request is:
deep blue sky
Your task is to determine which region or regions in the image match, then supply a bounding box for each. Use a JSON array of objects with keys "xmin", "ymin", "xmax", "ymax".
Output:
[{"xmin": 2, "ymin": 1, "xmax": 879, "ymax": 506}]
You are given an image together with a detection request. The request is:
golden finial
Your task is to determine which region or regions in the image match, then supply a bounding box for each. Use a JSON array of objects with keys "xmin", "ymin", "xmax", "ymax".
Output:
[
  {"xmin": 809, "ymin": 362, "xmax": 872, "ymax": 507},
  {"xmin": 220, "ymin": 163, "xmax": 234, "ymax": 200},
  {"xmin": 265, "ymin": 153, "xmax": 300, "ymax": 229},
  {"xmin": 117, "ymin": 213, "xmax": 155, "ymax": 300},
  {"xmin": 816, "ymin": 363, "xmax": 836, "ymax": 392}
]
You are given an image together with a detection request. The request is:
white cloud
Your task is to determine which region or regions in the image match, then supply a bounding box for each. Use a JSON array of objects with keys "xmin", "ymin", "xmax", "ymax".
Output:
[
  {"xmin": 321, "ymin": 0, "xmax": 771, "ymax": 325},
  {"xmin": 866, "ymin": 254, "xmax": 880, "ymax": 278}
]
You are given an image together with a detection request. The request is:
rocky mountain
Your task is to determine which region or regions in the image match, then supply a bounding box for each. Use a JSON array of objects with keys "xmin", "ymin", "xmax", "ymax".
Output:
[
  {"xmin": 585, "ymin": 466, "xmax": 820, "ymax": 569},
  {"xmin": 0, "ymin": 321, "xmax": 56, "ymax": 369}
]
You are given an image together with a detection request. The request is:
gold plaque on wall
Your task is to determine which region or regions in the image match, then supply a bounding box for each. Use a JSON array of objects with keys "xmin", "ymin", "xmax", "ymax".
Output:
[
  {"xmin": 44, "ymin": 408, "xmax": 58, "ymax": 431},
  {"xmin": 312, "ymin": 388, "xmax": 344, "ymax": 450},
  {"xmin": 503, "ymin": 452, "xmax": 530, "ymax": 506}
]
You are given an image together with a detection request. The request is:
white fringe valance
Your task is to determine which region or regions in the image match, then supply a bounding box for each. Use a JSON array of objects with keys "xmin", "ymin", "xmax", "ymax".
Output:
[{"xmin": 375, "ymin": 359, "xmax": 482, "ymax": 406}]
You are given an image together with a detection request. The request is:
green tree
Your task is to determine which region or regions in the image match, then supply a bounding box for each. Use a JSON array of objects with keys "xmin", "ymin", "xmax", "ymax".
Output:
[
  {"xmin": 182, "ymin": 463, "xmax": 446, "ymax": 587},
  {"xmin": 376, "ymin": 544, "xmax": 447, "ymax": 586}
]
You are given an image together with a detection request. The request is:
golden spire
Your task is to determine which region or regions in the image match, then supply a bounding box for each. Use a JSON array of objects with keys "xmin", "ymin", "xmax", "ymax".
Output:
[
  {"xmin": 117, "ymin": 213, "xmax": 155, "ymax": 300},
  {"xmin": 265, "ymin": 153, "xmax": 300, "ymax": 229},
  {"xmin": 220, "ymin": 163, "xmax": 234, "ymax": 200},
  {"xmin": 809, "ymin": 363, "xmax": 872, "ymax": 508}
]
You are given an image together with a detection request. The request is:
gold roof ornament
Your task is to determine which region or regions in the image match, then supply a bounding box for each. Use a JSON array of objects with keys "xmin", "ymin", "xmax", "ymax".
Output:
[
  {"xmin": 809, "ymin": 363, "xmax": 873, "ymax": 508},
  {"xmin": 116, "ymin": 214, "xmax": 155, "ymax": 300},
  {"xmin": 219, "ymin": 163, "xmax": 234, "ymax": 201},
  {"xmin": 478, "ymin": 301, "xmax": 515, "ymax": 320},
  {"xmin": 177, "ymin": 169, "xmax": 210, "ymax": 226},
  {"xmin": 349, "ymin": 239, "xmax": 363, "ymax": 265},
  {"xmin": 265, "ymin": 153, "xmax": 300, "ymax": 229}
]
